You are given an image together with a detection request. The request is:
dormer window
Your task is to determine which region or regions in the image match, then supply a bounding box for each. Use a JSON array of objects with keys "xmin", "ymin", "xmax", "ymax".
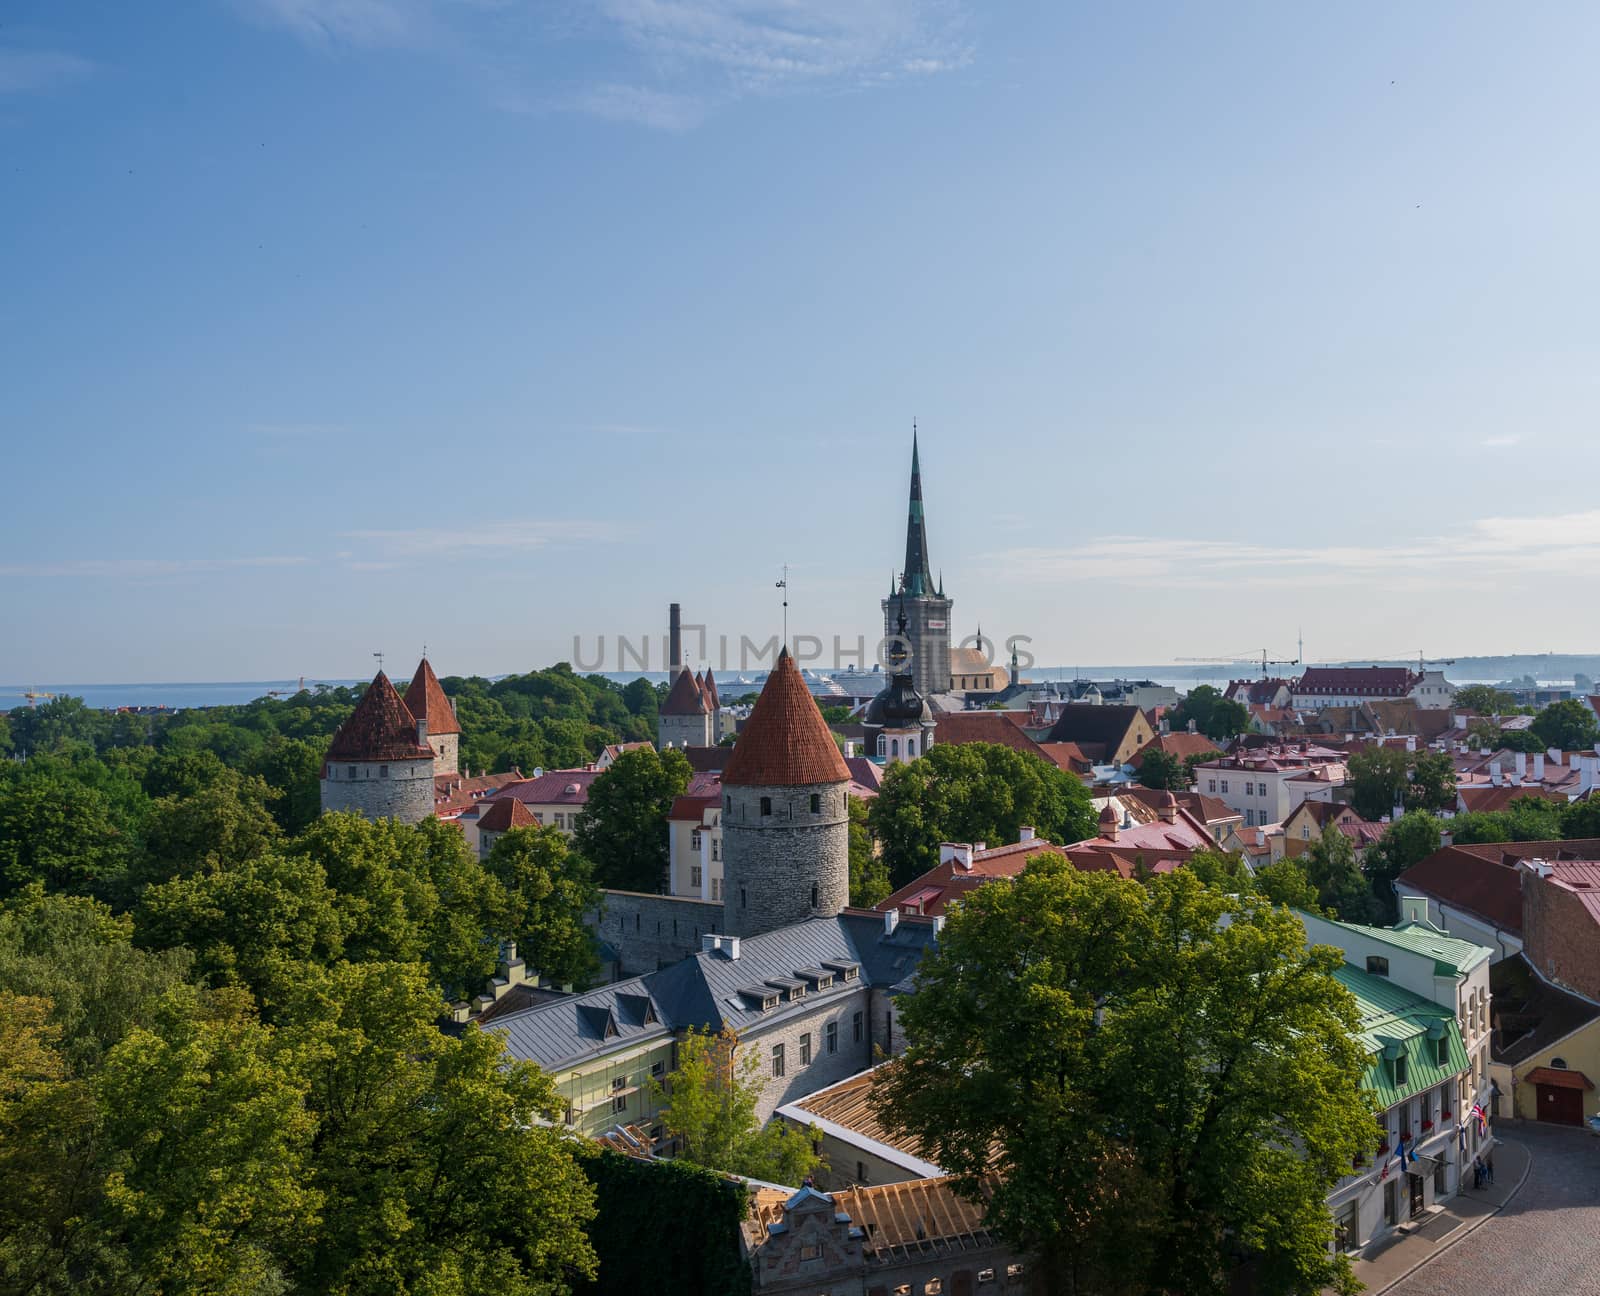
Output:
[
  {"xmin": 1366, "ymin": 956, "xmax": 1390, "ymax": 977},
  {"xmin": 1392, "ymin": 1054, "xmax": 1409, "ymax": 1087}
]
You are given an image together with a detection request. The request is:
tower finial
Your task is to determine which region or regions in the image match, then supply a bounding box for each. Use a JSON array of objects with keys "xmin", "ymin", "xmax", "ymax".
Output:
[{"xmin": 901, "ymin": 426, "xmax": 931, "ymax": 597}]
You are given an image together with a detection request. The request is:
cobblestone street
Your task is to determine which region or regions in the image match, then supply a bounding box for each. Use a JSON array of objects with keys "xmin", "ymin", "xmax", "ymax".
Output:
[{"xmin": 1387, "ymin": 1123, "xmax": 1600, "ymax": 1296}]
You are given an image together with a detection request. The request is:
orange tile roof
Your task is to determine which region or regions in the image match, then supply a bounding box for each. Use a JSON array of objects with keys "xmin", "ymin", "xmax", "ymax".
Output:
[
  {"xmin": 475, "ymin": 797, "xmax": 537, "ymax": 833},
  {"xmin": 325, "ymin": 672, "xmax": 434, "ymax": 763},
  {"xmin": 722, "ymin": 650, "xmax": 850, "ymax": 787},
  {"xmin": 660, "ymin": 667, "xmax": 708, "ymax": 716},
  {"xmin": 402, "ymin": 657, "xmax": 460, "ymax": 735}
]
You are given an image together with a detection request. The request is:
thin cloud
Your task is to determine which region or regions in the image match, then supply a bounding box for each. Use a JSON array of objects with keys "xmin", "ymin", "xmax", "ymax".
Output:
[
  {"xmin": 570, "ymin": 82, "xmax": 707, "ymax": 130},
  {"xmin": 0, "ymin": 49, "xmax": 93, "ymax": 94},
  {"xmin": 1481, "ymin": 434, "xmax": 1521, "ymax": 448},
  {"xmin": 232, "ymin": 0, "xmax": 434, "ymax": 48},
  {"xmin": 343, "ymin": 519, "xmax": 626, "ymax": 555},
  {"xmin": 0, "ymin": 556, "xmax": 310, "ymax": 577},
  {"xmin": 986, "ymin": 509, "xmax": 1600, "ymax": 591}
]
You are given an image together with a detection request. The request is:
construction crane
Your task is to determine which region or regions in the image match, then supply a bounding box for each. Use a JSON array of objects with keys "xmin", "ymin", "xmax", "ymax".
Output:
[
  {"xmin": 17, "ymin": 690, "xmax": 56, "ymax": 707},
  {"xmin": 1175, "ymin": 649, "xmax": 1301, "ymax": 679}
]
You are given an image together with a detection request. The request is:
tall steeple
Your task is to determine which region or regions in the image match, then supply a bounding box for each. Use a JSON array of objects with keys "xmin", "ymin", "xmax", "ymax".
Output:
[{"xmin": 900, "ymin": 427, "xmax": 933, "ymax": 597}]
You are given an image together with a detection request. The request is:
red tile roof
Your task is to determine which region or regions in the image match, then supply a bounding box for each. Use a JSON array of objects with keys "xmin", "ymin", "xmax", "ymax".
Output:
[
  {"xmin": 475, "ymin": 797, "xmax": 537, "ymax": 833},
  {"xmin": 701, "ymin": 667, "xmax": 721, "ymax": 710},
  {"xmin": 682, "ymin": 745, "xmax": 732, "ymax": 773},
  {"xmin": 1457, "ymin": 785, "xmax": 1569, "ymax": 814},
  {"xmin": 933, "ymin": 711, "xmax": 1048, "ymax": 756},
  {"xmin": 1131, "ymin": 732, "xmax": 1221, "ymax": 768},
  {"xmin": 722, "ymin": 649, "xmax": 850, "ymax": 787},
  {"xmin": 1036, "ymin": 741, "xmax": 1092, "ymax": 774},
  {"xmin": 1295, "ymin": 666, "xmax": 1419, "ymax": 697},
  {"xmin": 491, "ymin": 769, "xmax": 601, "ymax": 806},
  {"xmin": 876, "ymin": 839, "xmax": 1074, "ymax": 917},
  {"xmin": 1225, "ymin": 678, "xmax": 1292, "ymax": 705},
  {"xmin": 660, "ymin": 667, "xmax": 708, "ymax": 716},
  {"xmin": 1536, "ymin": 859, "xmax": 1600, "ymax": 926},
  {"xmin": 1397, "ymin": 846, "xmax": 1525, "ymax": 933},
  {"xmin": 402, "ymin": 657, "xmax": 460, "ymax": 736},
  {"xmin": 1523, "ymin": 1065, "xmax": 1594, "ymax": 1090},
  {"xmin": 325, "ymin": 672, "xmax": 434, "ymax": 763}
]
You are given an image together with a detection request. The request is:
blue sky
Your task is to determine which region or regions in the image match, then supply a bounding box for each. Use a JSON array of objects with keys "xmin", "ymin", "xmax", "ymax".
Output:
[{"xmin": 5, "ymin": 1, "xmax": 1600, "ymax": 683}]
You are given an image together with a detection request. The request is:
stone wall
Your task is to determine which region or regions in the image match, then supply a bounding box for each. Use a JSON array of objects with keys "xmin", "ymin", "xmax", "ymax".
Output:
[
  {"xmin": 594, "ymin": 890, "xmax": 725, "ymax": 978},
  {"xmin": 427, "ymin": 731, "xmax": 459, "ymax": 777},
  {"xmin": 320, "ymin": 757, "xmax": 435, "ymax": 824},
  {"xmin": 740, "ymin": 988, "xmax": 874, "ymax": 1123},
  {"xmin": 722, "ymin": 781, "xmax": 849, "ymax": 938},
  {"xmin": 658, "ymin": 712, "xmax": 712, "ymax": 750}
]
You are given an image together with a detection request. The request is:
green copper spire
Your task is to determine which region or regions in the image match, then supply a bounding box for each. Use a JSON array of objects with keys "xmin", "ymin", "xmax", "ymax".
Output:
[{"xmin": 901, "ymin": 425, "xmax": 933, "ymax": 597}]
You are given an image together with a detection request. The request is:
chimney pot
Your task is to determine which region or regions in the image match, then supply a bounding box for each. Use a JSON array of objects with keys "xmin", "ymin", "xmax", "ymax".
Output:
[{"xmin": 1019, "ymin": 825, "xmax": 1036, "ymax": 842}]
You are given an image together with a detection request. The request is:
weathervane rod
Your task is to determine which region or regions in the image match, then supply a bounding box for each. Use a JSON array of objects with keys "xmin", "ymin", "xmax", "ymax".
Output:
[{"xmin": 776, "ymin": 565, "xmax": 789, "ymax": 648}]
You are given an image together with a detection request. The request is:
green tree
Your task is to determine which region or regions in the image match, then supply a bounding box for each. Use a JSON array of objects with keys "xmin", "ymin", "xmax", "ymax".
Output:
[
  {"xmin": 0, "ymin": 776, "xmax": 129, "ymax": 901},
  {"xmin": 653, "ymin": 1026, "xmax": 822, "ymax": 1186},
  {"xmin": 1184, "ymin": 847, "xmax": 1254, "ymax": 893},
  {"xmin": 1405, "ymin": 751, "xmax": 1457, "ymax": 814},
  {"xmin": 248, "ymin": 736, "xmax": 327, "ymax": 834},
  {"xmin": 1135, "ymin": 749, "xmax": 1188, "ymax": 792},
  {"xmin": 574, "ymin": 747, "xmax": 692, "ymax": 892},
  {"xmin": 873, "ymin": 862, "xmax": 1374, "ymax": 1296},
  {"xmin": 1345, "ymin": 746, "xmax": 1410, "ymax": 821},
  {"xmin": 1561, "ymin": 797, "xmax": 1600, "ymax": 839},
  {"xmin": 133, "ymin": 767, "xmax": 283, "ymax": 891},
  {"xmin": 1303, "ymin": 825, "xmax": 1375, "ymax": 922},
  {"xmin": 847, "ymin": 797, "xmax": 890, "ymax": 908},
  {"xmin": 96, "ymin": 986, "xmax": 320, "ymax": 1293},
  {"xmin": 1532, "ymin": 698, "xmax": 1600, "ymax": 751},
  {"xmin": 283, "ymin": 961, "xmax": 597, "ymax": 1295},
  {"xmin": 486, "ymin": 825, "xmax": 600, "ymax": 988},
  {"xmin": 1453, "ymin": 684, "xmax": 1516, "ymax": 715},
  {"xmin": 1252, "ymin": 857, "xmax": 1321, "ymax": 910},
  {"xmin": 1450, "ymin": 795, "xmax": 1566, "ymax": 845},
  {"xmin": 1363, "ymin": 812, "xmax": 1442, "ymax": 921},
  {"xmin": 1168, "ymin": 686, "xmax": 1251, "ymax": 742},
  {"xmin": 868, "ymin": 742, "xmax": 1096, "ymax": 889}
]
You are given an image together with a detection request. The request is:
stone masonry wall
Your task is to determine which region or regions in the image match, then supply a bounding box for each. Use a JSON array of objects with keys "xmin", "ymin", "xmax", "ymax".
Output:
[
  {"xmin": 320, "ymin": 758, "xmax": 435, "ymax": 824},
  {"xmin": 722, "ymin": 781, "xmax": 849, "ymax": 938},
  {"xmin": 739, "ymin": 986, "xmax": 874, "ymax": 1123},
  {"xmin": 657, "ymin": 712, "xmax": 711, "ymax": 751},
  {"xmin": 594, "ymin": 890, "xmax": 724, "ymax": 978},
  {"xmin": 1524, "ymin": 871, "xmax": 1600, "ymax": 1001},
  {"xmin": 427, "ymin": 731, "xmax": 459, "ymax": 777}
]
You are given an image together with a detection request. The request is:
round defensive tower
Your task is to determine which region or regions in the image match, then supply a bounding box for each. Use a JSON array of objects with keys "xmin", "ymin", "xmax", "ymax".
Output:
[
  {"xmin": 720, "ymin": 648, "xmax": 851, "ymax": 938},
  {"xmin": 320, "ymin": 670, "xmax": 437, "ymax": 824}
]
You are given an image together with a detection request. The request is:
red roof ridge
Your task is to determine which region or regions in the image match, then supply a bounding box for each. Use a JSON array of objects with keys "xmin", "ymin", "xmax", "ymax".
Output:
[
  {"xmin": 722, "ymin": 649, "xmax": 850, "ymax": 787},
  {"xmin": 402, "ymin": 657, "xmax": 461, "ymax": 735}
]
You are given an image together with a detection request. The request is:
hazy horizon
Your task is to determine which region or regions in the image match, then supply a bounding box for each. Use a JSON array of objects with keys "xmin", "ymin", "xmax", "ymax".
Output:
[{"xmin": 8, "ymin": 2, "xmax": 1600, "ymax": 681}]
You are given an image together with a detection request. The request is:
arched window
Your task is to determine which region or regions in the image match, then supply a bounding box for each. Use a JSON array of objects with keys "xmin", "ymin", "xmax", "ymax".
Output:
[
  {"xmin": 907, "ymin": 739, "xmax": 917, "ymax": 756},
  {"xmin": 1551, "ymin": 1057, "xmax": 1568, "ymax": 1069},
  {"xmin": 877, "ymin": 735, "xmax": 887, "ymax": 755},
  {"xmin": 810, "ymin": 793, "xmax": 820, "ymax": 814},
  {"xmin": 890, "ymin": 739, "xmax": 900, "ymax": 757},
  {"xmin": 760, "ymin": 796, "xmax": 772, "ymax": 817}
]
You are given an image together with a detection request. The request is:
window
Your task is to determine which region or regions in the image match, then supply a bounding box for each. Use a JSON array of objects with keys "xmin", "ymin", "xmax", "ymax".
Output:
[
  {"xmin": 1334, "ymin": 1200, "xmax": 1358, "ymax": 1251},
  {"xmin": 878, "ymin": 736, "xmax": 887, "ymax": 755},
  {"xmin": 611, "ymin": 1078, "xmax": 627, "ymax": 1113},
  {"xmin": 771, "ymin": 1044, "xmax": 785, "ymax": 1078},
  {"xmin": 691, "ymin": 830, "xmax": 702, "ymax": 850},
  {"xmin": 379, "ymin": 764, "xmax": 389, "ymax": 778},
  {"xmin": 907, "ymin": 739, "xmax": 917, "ymax": 756},
  {"xmin": 1208, "ymin": 779, "xmax": 1217, "ymax": 792},
  {"xmin": 857, "ymin": 1160, "xmax": 870, "ymax": 1184},
  {"xmin": 741, "ymin": 888, "xmax": 747, "ymax": 908},
  {"xmin": 711, "ymin": 839, "xmax": 720, "ymax": 861},
  {"xmin": 690, "ymin": 865, "xmax": 703, "ymax": 889},
  {"xmin": 347, "ymin": 765, "xmax": 357, "ymax": 780},
  {"xmin": 1436, "ymin": 1035, "xmax": 1448, "ymax": 1066},
  {"xmin": 1220, "ymin": 780, "xmax": 1229, "ymax": 793},
  {"xmin": 1246, "ymin": 810, "xmax": 1256, "ymax": 827},
  {"xmin": 799, "ymin": 1243, "xmax": 823, "ymax": 1262},
  {"xmin": 1551, "ymin": 1057, "xmax": 1568, "ymax": 1069},
  {"xmin": 1006, "ymin": 1265, "xmax": 1025, "ymax": 1279},
  {"xmin": 826, "ymin": 1022, "xmax": 838, "ymax": 1054},
  {"xmin": 925, "ymin": 1281, "xmax": 943, "ymax": 1295},
  {"xmin": 1393, "ymin": 1054, "xmax": 1409, "ymax": 1088},
  {"xmin": 725, "ymin": 794, "xmax": 732, "ymax": 811},
  {"xmin": 650, "ymin": 1060, "xmax": 665, "ymax": 1077},
  {"xmin": 760, "ymin": 796, "xmax": 772, "ymax": 817},
  {"xmin": 853, "ymin": 1011, "xmax": 863, "ymax": 1044},
  {"xmin": 810, "ymin": 793, "xmax": 821, "ymax": 814},
  {"xmin": 978, "ymin": 1270, "xmax": 995, "ymax": 1285},
  {"xmin": 800, "ymin": 1033, "xmax": 812, "ymax": 1065},
  {"xmin": 712, "ymin": 878, "xmax": 722, "ymax": 901},
  {"xmin": 811, "ymin": 883, "xmax": 819, "ymax": 908},
  {"xmin": 1366, "ymin": 956, "xmax": 1390, "ymax": 977}
]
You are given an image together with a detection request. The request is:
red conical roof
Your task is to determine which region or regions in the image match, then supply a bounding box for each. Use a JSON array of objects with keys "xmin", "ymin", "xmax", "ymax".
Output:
[
  {"xmin": 403, "ymin": 657, "xmax": 460, "ymax": 736},
  {"xmin": 723, "ymin": 650, "xmax": 850, "ymax": 787},
  {"xmin": 661, "ymin": 666, "xmax": 708, "ymax": 716},
  {"xmin": 326, "ymin": 672, "xmax": 434, "ymax": 763},
  {"xmin": 702, "ymin": 667, "xmax": 721, "ymax": 709}
]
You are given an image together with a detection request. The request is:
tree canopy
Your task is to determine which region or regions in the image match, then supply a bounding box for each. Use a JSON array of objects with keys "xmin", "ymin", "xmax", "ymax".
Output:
[
  {"xmin": 1167, "ymin": 686, "xmax": 1251, "ymax": 742},
  {"xmin": 873, "ymin": 862, "xmax": 1375, "ymax": 1296},
  {"xmin": 573, "ymin": 746, "xmax": 692, "ymax": 893},
  {"xmin": 1531, "ymin": 698, "xmax": 1600, "ymax": 751},
  {"xmin": 868, "ymin": 742, "xmax": 1096, "ymax": 889}
]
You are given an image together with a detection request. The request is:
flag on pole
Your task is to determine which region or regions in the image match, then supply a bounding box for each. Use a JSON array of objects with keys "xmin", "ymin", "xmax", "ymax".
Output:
[{"xmin": 1470, "ymin": 1102, "xmax": 1487, "ymax": 1135}]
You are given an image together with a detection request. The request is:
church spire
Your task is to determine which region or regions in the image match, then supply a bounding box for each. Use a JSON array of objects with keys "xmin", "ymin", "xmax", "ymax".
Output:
[{"xmin": 901, "ymin": 425, "xmax": 933, "ymax": 597}]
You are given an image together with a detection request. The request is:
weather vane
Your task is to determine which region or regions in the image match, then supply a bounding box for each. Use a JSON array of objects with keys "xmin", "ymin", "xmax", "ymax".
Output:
[{"xmin": 776, "ymin": 565, "xmax": 789, "ymax": 648}]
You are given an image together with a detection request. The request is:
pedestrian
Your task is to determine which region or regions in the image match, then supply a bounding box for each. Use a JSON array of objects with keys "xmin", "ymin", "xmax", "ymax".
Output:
[
  {"xmin": 1486, "ymin": 1152, "xmax": 1495, "ymax": 1184},
  {"xmin": 1472, "ymin": 1157, "xmax": 1484, "ymax": 1190}
]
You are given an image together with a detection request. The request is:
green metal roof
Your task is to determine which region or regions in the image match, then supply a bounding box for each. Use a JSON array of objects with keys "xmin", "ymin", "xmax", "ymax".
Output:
[
  {"xmin": 1328, "ymin": 919, "xmax": 1491, "ymax": 978},
  {"xmin": 1333, "ymin": 964, "xmax": 1470, "ymax": 1109}
]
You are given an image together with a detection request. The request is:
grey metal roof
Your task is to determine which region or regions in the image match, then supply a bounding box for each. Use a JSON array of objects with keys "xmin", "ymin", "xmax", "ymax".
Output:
[{"xmin": 486, "ymin": 914, "xmax": 941, "ymax": 1072}]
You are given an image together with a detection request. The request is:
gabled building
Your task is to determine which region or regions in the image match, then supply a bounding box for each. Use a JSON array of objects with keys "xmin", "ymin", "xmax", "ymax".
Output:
[
  {"xmin": 1043, "ymin": 703, "xmax": 1155, "ymax": 767},
  {"xmin": 1292, "ymin": 666, "xmax": 1421, "ymax": 710},
  {"xmin": 1281, "ymin": 801, "xmax": 1385, "ymax": 860}
]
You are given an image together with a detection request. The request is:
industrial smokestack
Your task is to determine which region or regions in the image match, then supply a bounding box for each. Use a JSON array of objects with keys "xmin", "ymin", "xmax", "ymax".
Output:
[{"xmin": 669, "ymin": 603, "xmax": 682, "ymax": 671}]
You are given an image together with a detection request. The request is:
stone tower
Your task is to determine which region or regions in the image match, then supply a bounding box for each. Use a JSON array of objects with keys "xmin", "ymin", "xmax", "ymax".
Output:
[
  {"xmin": 881, "ymin": 430, "xmax": 952, "ymax": 699},
  {"xmin": 402, "ymin": 657, "xmax": 460, "ymax": 776},
  {"xmin": 721, "ymin": 648, "xmax": 851, "ymax": 938},
  {"xmin": 320, "ymin": 671, "xmax": 436, "ymax": 823},
  {"xmin": 657, "ymin": 666, "xmax": 713, "ymax": 748}
]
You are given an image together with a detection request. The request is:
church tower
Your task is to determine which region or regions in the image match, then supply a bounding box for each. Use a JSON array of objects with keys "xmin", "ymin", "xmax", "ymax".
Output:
[
  {"xmin": 881, "ymin": 430, "xmax": 953, "ymax": 699},
  {"xmin": 720, "ymin": 649, "xmax": 851, "ymax": 938}
]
